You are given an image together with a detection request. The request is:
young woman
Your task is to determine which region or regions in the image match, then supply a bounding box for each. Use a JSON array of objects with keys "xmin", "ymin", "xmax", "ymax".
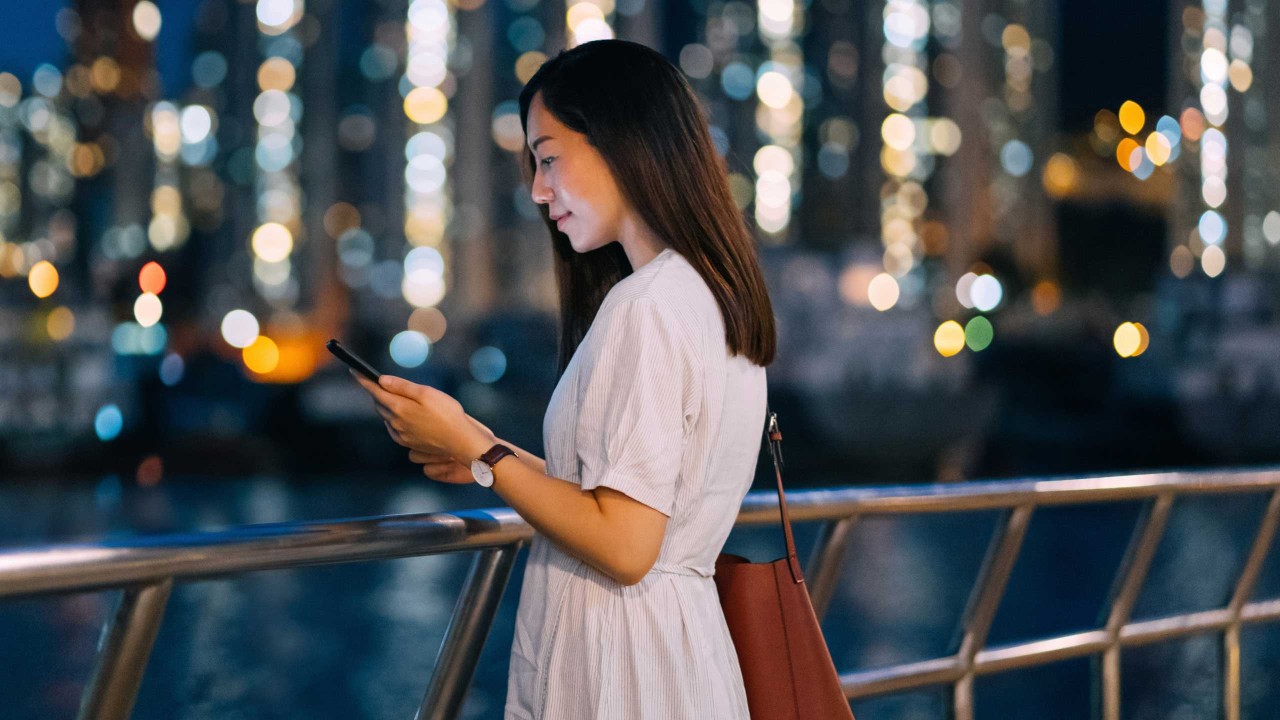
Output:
[{"xmin": 353, "ymin": 39, "xmax": 777, "ymax": 719}]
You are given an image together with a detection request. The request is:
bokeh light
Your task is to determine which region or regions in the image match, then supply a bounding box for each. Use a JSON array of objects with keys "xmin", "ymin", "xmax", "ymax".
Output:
[
  {"xmin": 1201, "ymin": 244, "xmax": 1225, "ymax": 277},
  {"xmin": 139, "ymin": 261, "xmax": 166, "ymax": 294},
  {"xmin": 94, "ymin": 404, "xmax": 123, "ymax": 441},
  {"xmin": 390, "ymin": 330, "xmax": 431, "ymax": 368},
  {"xmin": 28, "ymin": 260, "xmax": 59, "ymax": 298},
  {"xmin": 1118, "ymin": 100, "xmax": 1145, "ymax": 134},
  {"xmin": 252, "ymin": 222, "xmax": 293, "ymax": 261},
  {"xmin": 46, "ymin": 307, "xmax": 75, "ymax": 341},
  {"xmin": 132, "ymin": 1, "xmax": 161, "ymax": 41},
  {"xmin": 964, "ymin": 316, "xmax": 993, "ymax": 351},
  {"xmin": 243, "ymin": 335, "xmax": 281, "ymax": 374},
  {"xmin": 133, "ymin": 293, "xmax": 163, "ymax": 327},
  {"xmin": 221, "ymin": 309, "xmax": 260, "ymax": 348},
  {"xmin": 868, "ymin": 273, "xmax": 900, "ymax": 311},
  {"xmin": 469, "ymin": 346, "xmax": 507, "ymax": 383},
  {"xmin": 934, "ymin": 321, "xmax": 965, "ymax": 358}
]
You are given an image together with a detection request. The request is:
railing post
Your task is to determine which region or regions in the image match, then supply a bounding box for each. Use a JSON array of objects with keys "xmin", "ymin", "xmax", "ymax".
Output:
[
  {"xmin": 416, "ymin": 544, "xmax": 522, "ymax": 720},
  {"xmin": 951, "ymin": 505, "xmax": 1034, "ymax": 720},
  {"xmin": 77, "ymin": 579, "xmax": 173, "ymax": 720},
  {"xmin": 1222, "ymin": 489, "xmax": 1280, "ymax": 720},
  {"xmin": 805, "ymin": 517, "xmax": 858, "ymax": 620},
  {"xmin": 1097, "ymin": 494, "xmax": 1173, "ymax": 720}
]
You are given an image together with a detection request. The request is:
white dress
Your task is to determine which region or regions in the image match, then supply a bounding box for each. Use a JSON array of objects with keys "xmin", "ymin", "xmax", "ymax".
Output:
[{"xmin": 504, "ymin": 247, "xmax": 767, "ymax": 720}]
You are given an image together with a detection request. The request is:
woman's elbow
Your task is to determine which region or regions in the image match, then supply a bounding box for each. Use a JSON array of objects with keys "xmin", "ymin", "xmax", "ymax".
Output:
[{"xmin": 604, "ymin": 553, "xmax": 655, "ymax": 587}]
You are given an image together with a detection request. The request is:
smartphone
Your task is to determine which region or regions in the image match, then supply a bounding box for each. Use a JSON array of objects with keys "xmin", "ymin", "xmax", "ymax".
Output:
[{"xmin": 326, "ymin": 339, "xmax": 382, "ymax": 382}]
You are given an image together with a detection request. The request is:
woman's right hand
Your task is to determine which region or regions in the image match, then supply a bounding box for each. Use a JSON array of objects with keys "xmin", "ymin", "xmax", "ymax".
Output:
[
  {"xmin": 407, "ymin": 413, "xmax": 495, "ymax": 484},
  {"xmin": 408, "ymin": 448, "xmax": 475, "ymax": 484}
]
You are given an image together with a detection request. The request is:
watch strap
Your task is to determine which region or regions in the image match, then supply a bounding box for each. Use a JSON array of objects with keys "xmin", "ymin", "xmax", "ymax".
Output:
[{"xmin": 479, "ymin": 443, "xmax": 518, "ymax": 469}]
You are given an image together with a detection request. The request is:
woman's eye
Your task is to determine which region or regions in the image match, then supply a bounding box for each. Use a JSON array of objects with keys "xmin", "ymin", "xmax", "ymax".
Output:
[{"xmin": 540, "ymin": 157, "xmax": 555, "ymax": 168}]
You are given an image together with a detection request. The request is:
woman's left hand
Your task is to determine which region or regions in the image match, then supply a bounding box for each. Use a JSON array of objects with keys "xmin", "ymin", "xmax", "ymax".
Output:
[{"xmin": 350, "ymin": 370, "xmax": 494, "ymax": 461}]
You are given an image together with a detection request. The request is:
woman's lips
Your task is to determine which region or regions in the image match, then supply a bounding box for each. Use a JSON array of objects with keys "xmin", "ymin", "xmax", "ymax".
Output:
[{"xmin": 556, "ymin": 212, "xmax": 571, "ymax": 230}]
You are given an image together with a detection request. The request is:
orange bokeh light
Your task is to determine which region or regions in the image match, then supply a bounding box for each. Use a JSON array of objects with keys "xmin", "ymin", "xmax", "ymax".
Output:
[
  {"xmin": 1116, "ymin": 138, "xmax": 1141, "ymax": 171},
  {"xmin": 139, "ymin": 261, "xmax": 167, "ymax": 294}
]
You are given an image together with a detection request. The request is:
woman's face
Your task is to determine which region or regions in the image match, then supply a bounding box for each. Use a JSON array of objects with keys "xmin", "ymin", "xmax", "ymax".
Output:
[{"xmin": 526, "ymin": 92, "xmax": 629, "ymax": 254}]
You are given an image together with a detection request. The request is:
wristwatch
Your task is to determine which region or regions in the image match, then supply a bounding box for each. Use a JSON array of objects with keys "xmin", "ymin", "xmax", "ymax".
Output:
[{"xmin": 470, "ymin": 443, "xmax": 519, "ymax": 487}]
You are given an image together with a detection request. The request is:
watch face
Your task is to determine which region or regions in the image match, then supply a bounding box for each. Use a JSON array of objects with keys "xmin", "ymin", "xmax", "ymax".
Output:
[{"xmin": 470, "ymin": 459, "xmax": 494, "ymax": 487}]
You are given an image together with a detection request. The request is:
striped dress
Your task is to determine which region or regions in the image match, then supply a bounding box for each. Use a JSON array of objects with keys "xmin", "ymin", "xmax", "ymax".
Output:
[{"xmin": 504, "ymin": 247, "xmax": 767, "ymax": 719}]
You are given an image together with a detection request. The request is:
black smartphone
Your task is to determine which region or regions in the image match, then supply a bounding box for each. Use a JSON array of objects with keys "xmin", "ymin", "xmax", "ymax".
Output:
[{"xmin": 326, "ymin": 339, "xmax": 382, "ymax": 382}]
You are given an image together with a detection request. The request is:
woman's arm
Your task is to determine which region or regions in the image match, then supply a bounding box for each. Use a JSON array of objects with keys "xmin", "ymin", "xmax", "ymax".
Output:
[
  {"xmin": 455, "ymin": 431, "xmax": 667, "ymax": 587},
  {"xmin": 354, "ymin": 371, "xmax": 667, "ymax": 586}
]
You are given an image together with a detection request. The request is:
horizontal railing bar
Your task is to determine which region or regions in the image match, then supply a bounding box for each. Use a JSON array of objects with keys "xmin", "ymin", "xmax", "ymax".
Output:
[
  {"xmin": 974, "ymin": 630, "xmax": 1111, "ymax": 673},
  {"xmin": 1121, "ymin": 608, "xmax": 1233, "ymax": 645},
  {"xmin": 0, "ymin": 508, "xmax": 531, "ymax": 599},
  {"xmin": 841, "ymin": 656, "xmax": 963, "ymax": 698},
  {"xmin": 1240, "ymin": 598, "xmax": 1280, "ymax": 623},
  {"xmin": 839, "ymin": 597, "xmax": 1280, "ymax": 699},
  {"xmin": 733, "ymin": 469, "xmax": 1280, "ymax": 524},
  {"xmin": 4, "ymin": 469, "xmax": 1280, "ymax": 600}
]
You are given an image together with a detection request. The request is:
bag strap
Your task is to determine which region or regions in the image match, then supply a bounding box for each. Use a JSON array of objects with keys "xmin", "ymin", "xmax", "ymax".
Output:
[{"xmin": 764, "ymin": 404, "xmax": 804, "ymax": 584}]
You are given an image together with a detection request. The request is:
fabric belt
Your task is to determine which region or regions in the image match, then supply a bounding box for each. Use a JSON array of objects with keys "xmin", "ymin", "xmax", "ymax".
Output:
[{"xmin": 649, "ymin": 563, "xmax": 714, "ymax": 578}]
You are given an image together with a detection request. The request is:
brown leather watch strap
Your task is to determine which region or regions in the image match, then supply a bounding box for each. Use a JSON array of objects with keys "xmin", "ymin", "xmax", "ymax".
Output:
[{"xmin": 479, "ymin": 443, "xmax": 518, "ymax": 469}]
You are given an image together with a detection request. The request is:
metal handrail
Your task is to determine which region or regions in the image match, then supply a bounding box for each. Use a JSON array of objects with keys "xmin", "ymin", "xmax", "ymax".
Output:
[{"xmin": 2, "ymin": 468, "xmax": 1279, "ymax": 719}]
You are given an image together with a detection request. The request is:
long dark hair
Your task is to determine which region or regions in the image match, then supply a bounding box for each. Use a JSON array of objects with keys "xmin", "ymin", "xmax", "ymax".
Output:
[{"xmin": 518, "ymin": 39, "xmax": 776, "ymax": 375}]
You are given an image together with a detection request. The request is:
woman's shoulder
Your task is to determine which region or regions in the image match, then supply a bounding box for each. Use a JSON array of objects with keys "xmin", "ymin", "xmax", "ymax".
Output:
[{"xmin": 604, "ymin": 249, "xmax": 715, "ymax": 324}]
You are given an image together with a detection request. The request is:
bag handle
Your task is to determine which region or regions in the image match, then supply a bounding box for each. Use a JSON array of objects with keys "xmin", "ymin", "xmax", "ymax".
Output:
[{"xmin": 764, "ymin": 404, "xmax": 804, "ymax": 584}]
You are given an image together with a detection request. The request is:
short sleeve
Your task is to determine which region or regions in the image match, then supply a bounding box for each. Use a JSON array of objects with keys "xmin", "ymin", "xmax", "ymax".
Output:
[{"xmin": 575, "ymin": 297, "xmax": 698, "ymax": 517}]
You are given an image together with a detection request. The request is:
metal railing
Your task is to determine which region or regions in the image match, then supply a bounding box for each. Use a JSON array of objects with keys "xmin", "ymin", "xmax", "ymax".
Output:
[{"xmin": 2, "ymin": 468, "xmax": 1279, "ymax": 719}]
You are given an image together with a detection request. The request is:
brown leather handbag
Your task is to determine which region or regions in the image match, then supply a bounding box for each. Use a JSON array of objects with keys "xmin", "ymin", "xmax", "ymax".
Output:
[{"xmin": 714, "ymin": 407, "xmax": 855, "ymax": 720}]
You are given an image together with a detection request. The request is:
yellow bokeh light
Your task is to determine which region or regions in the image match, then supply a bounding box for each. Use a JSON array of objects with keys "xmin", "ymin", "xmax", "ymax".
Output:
[
  {"xmin": 29, "ymin": 260, "xmax": 59, "ymax": 298},
  {"xmin": 1133, "ymin": 322, "xmax": 1150, "ymax": 357},
  {"xmin": 47, "ymin": 306, "xmax": 75, "ymax": 341},
  {"xmin": 1114, "ymin": 322, "xmax": 1141, "ymax": 358},
  {"xmin": 934, "ymin": 321, "xmax": 966, "ymax": 357},
  {"xmin": 1118, "ymin": 100, "xmax": 1145, "ymax": 135},
  {"xmin": 756, "ymin": 72, "xmax": 794, "ymax": 110},
  {"xmin": 1116, "ymin": 138, "xmax": 1141, "ymax": 171},
  {"xmin": 257, "ymin": 58, "xmax": 297, "ymax": 92},
  {"xmin": 90, "ymin": 57, "xmax": 121, "ymax": 94},
  {"xmin": 1001, "ymin": 24, "xmax": 1031, "ymax": 56},
  {"xmin": 1145, "ymin": 132, "xmax": 1171, "ymax": 166},
  {"xmin": 1042, "ymin": 153, "xmax": 1079, "ymax": 197},
  {"xmin": 515, "ymin": 52, "xmax": 547, "ymax": 84},
  {"xmin": 881, "ymin": 114, "xmax": 916, "ymax": 151},
  {"xmin": 1228, "ymin": 60, "xmax": 1253, "ymax": 93},
  {"xmin": 243, "ymin": 336, "xmax": 281, "ymax": 374},
  {"xmin": 566, "ymin": 2, "xmax": 604, "ymax": 28},
  {"xmin": 252, "ymin": 223, "xmax": 294, "ymax": 262},
  {"xmin": 404, "ymin": 87, "xmax": 448, "ymax": 125},
  {"xmin": 881, "ymin": 146, "xmax": 917, "ymax": 177}
]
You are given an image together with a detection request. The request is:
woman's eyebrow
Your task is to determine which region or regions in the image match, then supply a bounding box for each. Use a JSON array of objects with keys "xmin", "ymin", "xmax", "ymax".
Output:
[{"xmin": 530, "ymin": 135, "xmax": 555, "ymax": 152}]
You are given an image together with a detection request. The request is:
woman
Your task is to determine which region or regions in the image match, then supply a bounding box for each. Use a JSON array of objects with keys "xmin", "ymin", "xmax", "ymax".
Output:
[{"xmin": 353, "ymin": 39, "xmax": 776, "ymax": 719}]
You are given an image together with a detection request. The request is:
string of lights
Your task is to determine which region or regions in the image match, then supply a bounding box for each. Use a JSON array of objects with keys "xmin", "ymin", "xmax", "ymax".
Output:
[{"xmin": 752, "ymin": 0, "xmax": 803, "ymax": 241}]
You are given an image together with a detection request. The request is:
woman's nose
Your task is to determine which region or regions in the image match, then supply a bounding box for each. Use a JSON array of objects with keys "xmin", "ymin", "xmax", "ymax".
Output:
[{"xmin": 531, "ymin": 174, "xmax": 553, "ymax": 205}]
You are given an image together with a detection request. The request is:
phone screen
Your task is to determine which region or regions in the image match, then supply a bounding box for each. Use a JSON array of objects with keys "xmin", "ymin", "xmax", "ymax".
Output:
[{"xmin": 326, "ymin": 339, "xmax": 382, "ymax": 382}]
